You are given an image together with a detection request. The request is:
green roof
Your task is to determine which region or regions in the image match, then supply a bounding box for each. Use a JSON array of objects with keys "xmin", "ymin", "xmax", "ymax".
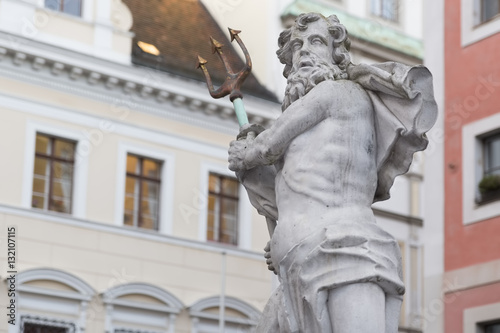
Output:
[{"xmin": 282, "ymin": 0, "xmax": 423, "ymax": 59}]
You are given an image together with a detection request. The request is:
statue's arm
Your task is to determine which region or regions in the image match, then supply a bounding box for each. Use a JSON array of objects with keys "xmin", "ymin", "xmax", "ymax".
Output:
[{"xmin": 242, "ymin": 81, "xmax": 336, "ymax": 168}]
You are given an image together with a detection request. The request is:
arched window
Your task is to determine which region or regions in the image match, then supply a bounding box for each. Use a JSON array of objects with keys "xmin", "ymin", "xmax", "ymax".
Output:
[
  {"xmin": 14, "ymin": 268, "xmax": 95, "ymax": 333},
  {"xmin": 189, "ymin": 296, "xmax": 261, "ymax": 333},
  {"xmin": 102, "ymin": 283, "xmax": 183, "ymax": 333}
]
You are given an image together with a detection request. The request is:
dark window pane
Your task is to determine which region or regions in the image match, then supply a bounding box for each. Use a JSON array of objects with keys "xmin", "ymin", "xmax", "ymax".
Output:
[
  {"xmin": 482, "ymin": 0, "xmax": 500, "ymax": 22},
  {"xmin": 24, "ymin": 322, "xmax": 67, "ymax": 333},
  {"xmin": 32, "ymin": 177, "xmax": 47, "ymax": 195},
  {"xmin": 50, "ymin": 197, "xmax": 71, "ymax": 213},
  {"xmin": 371, "ymin": 0, "xmax": 398, "ymax": 21},
  {"xmin": 52, "ymin": 162, "xmax": 73, "ymax": 185},
  {"xmin": 32, "ymin": 194, "xmax": 45, "ymax": 209},
  {"xmin": 124, "ymin": 195, "xmax": 136, "ymax": 214},
  {"xmin": 485, "ymin": 133, "xmax": 500, "ymax": 175},
  {"xmin": 125, "ymin": 177, "xmax": 138, "ymax": 195},
  {"xmin": 142, "ymin": 181, "xmax": 160, "ymax": 200},
  {"xmin": 123, "ymin": 154, "xmax": 162, "ymax": 230},
  {"xmin": 63, "ymin": 0, "xmax": 82, "ymax": 16},
  {"xmin": 35, "ymin": 134, "xmax": 51, "ymax": 154},
  {"xmin": 52, "ymin": 179, "xmax": 72, "ymax": 198},
  {"xmin": 32, "ymin": 134, "xmax": 75, "ymax": 214},
  {"xmin": 142, "ymin": 158, "xmax": 161, "ymax": 179},
  {"xmin": 209, "ymin": 173, "xmax": 220, "ymax": 193},
  {"xmin": 34, "ymin": 157, "xmax": 49, "ymax": 176},
  {"xmin": 485, "ymin": 322, "xmax": 500, "ymax": 333},
  {"xmin": 139, "ymin": 215, "xmax": 156, "ymax": 229},
  {"xmin": 44, "ymin": 0, "xmax": 60, "ymax": 11},
  {"xmin": 123, "ymin": 212, "xmax": 134, "ymax": 226},
  {"xmin": 207, "ymin": 173, "xmax": 239, "ymax": 245},
  {"xmin": 222, "ymin": 177, "xmax": 239, "ymax": 197},
  {"xmin": 126, "ymin": 155, "xmax": 139, "ymax": 175},
  {"xmin": 54, "ymin": 139, "xmax": 75, "ymax": 160}
]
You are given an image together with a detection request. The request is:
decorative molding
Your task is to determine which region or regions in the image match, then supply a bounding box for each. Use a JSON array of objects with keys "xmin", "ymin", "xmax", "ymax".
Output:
[
  {"xmin": 103, "ymin": 283, "xmax": 181, "ymax": 333},
  {"xmin": 189, "ymin": 296, "xmax": 261, "ymax": 324},
  {"xmin": 0, "ymin": 203, "xmax": 264, "ymax": 261},
  {"xmin": 17, "ymin": 268, "xmax": 96, "ymax": 299},
  {"xmin": 463, "ymin": 301, "xmax": 500, "ymax": 333},
  {"xmin": 102, "ymin": 283, "xmax": 184, "ymax": 312},
  {"xmin": 0, "ymin": 31, "xmax": 280, "ymax": 132},
  {"xmin": 443, "ymin": 258, "xmax": 500, "ymax": 293}
]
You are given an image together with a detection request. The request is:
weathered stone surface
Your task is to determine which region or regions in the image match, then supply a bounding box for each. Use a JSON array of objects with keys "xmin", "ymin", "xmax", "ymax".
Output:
[{"xmin": 228, "ymin": 13, "xmax": 437, "ymax": 333}]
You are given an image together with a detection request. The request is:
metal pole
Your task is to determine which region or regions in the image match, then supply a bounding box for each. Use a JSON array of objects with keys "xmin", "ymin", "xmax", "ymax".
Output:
[{"xmin": 219, "ymin": 251, "xmax": 226, "ymax": 333}]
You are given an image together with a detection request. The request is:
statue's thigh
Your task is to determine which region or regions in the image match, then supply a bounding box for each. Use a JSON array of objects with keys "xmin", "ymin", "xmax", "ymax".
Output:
[{"xmin": 328, "ymin": 282, "xmax": 385, "ymax": 333}]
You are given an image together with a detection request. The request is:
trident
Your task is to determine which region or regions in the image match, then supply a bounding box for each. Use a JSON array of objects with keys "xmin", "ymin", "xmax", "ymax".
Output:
[
  {"xmin": 196, "ymin": 28, "xmax": 252, "ymax": 129},
  {"xmin": 197, "ymin": 29, "xmax": 278, "ymax": 246}
]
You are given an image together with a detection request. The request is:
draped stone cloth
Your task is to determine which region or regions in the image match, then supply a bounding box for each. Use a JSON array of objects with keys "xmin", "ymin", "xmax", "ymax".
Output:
[{"xmin": 238, "ymin": 62, "xmax": 437, "ymax": 332}]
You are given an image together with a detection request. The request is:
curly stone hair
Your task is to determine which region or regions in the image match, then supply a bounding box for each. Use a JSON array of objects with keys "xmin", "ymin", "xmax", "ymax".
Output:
[{"xmin": 277, "ymin": 13, "xmax": 352, "ymax": 79}]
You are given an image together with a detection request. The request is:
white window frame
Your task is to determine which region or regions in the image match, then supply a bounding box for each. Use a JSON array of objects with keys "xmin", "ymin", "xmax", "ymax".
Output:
[
  {"xmin": 114, "ymin": 142, "xmax": 175, "ymax": 234},
  {"xmin": 461, "ymin": 0, "xmax": 500, "ymax": 46},
  {"xmin": 22, "ymin": 121, "xmax": 89, "ymax": 219},
  {"xmin": 198, "ymin": 162, "xmax": 252, "ymax": 250},
  {"xmin": 462, "ymin": 113, "xmax": 500, "ymax": 224},
  {"xmin": 464, "ymin": 301, "xmax": 500, "ymax": 333}
]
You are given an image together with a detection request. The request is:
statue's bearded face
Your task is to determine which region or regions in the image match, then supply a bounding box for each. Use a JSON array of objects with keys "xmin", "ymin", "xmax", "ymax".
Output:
[
  {"xmin": 290, "ymin": 20, "xmax": 333, "ymax": 75},
  {"xmin": 282, "ymin": 20, "xmax": 343, "ymax": 111}
]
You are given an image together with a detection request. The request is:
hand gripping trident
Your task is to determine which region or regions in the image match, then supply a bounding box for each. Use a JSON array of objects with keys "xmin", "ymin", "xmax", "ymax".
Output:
[{"xmin": 197, "ymin": 28, "xmax": 252, "ymax": 129}]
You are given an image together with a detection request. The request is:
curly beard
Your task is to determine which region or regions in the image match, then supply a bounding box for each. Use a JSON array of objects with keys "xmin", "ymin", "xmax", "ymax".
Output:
[{"xmin": 282, "ymin": 60, "xmax": 345, "ymax": 111}]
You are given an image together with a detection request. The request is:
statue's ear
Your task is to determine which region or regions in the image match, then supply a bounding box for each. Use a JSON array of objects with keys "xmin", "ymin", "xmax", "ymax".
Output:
[{"xmin": 329, "ymin": 25, "xmax": 348, "ymax": 47}]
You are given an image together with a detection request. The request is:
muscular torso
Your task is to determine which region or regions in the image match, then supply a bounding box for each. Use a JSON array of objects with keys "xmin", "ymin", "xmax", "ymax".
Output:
[{"xmin": 269, "ymin": 80, "xmax": 377, "ymax": 266}]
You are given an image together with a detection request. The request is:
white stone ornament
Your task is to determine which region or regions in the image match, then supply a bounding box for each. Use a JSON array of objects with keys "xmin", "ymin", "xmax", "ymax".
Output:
[{"xmin": 228, "ymin": 13, "xmax": 437, "ymax": 333}]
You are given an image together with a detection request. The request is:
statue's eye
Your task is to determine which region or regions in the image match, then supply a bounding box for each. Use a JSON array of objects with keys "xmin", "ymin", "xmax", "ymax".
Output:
[
  {"xmin": 292, "ymin": 42, "xmax": 302, "ymax": 51},
  {"xmin": 312, "ymin": 38, "xmax": 324, "ymax": 45}
]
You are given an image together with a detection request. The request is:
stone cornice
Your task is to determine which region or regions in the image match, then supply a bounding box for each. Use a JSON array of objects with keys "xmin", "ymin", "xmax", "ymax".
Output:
[{"xmin": 0, "ymin": 31, "xmax": 280, "ymax": 131}]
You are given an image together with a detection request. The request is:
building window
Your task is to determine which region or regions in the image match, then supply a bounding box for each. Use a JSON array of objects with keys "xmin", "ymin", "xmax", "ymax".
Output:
[
  {"xmin": 32, "ymin": 133, "xmax": 75, "ymax": 214},
  {"xmin": 24, "ymin": 323, "xmax": 68, "ymax": 333},
  {"xmin": 371, "ymin": 0, "xmax": 399, "ymax": 22},
  {"xmin": 45, "ymin": 0, "xmax": 82, "ymax": 17},
  {"xmin": 478, "ymin": 132, "xmax": 500, "ymax": 204},
  {"xmin": 484, "ymin": 132, "xmax": 500, "ymax": 176},
  {"xmin": 207, "ymin": 173, "xmax": 239, "ymax": 245},
  {"xmin": 479, "ymin": 321, "xmax": 500, "ymax": 333},
  {"xmin": 124, "ymin": 154, "xmax": 161, "ymax": 230},
  {"xmin": 480, "ymin": 0, "xmax": 500, "ymax": 23}
]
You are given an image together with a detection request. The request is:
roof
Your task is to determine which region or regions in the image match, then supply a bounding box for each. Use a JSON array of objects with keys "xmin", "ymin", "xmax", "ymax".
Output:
[{"xmin": 122, "ymin": 0, "xmax": 278, "ymax": 102}]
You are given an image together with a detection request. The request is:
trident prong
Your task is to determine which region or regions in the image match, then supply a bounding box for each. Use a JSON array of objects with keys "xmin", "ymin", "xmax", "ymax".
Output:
[{"xmin": 197, "ymin": 28, "xmax": 252, "ymax": 127}]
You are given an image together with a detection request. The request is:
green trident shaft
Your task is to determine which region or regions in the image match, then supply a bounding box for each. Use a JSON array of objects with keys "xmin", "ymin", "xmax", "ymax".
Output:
[{"xmin": 197, "ymin": 28, "xmax": 251, "ymax": 128}]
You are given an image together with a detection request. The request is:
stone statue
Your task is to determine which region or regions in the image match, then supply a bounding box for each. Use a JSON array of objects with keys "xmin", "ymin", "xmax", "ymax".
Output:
[{"xmin": 228, "ymin": 13, "xmax": 437, "ymax": 333}]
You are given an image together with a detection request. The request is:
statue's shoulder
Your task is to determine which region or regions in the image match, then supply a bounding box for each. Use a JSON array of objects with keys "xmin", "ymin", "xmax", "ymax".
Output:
[{"xmin": 313, "ymin": 79, "xmax": 371, "ymax": 106}]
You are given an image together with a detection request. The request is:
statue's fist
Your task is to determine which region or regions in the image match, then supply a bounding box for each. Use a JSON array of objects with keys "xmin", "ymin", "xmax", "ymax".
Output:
[
  {"xmin": 264, "ymin": 241, "xmax": 277, "ymax": 275},
  {"xmin": 228, "ymin": 139, "xmax": 248, "ymax": 172}
]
